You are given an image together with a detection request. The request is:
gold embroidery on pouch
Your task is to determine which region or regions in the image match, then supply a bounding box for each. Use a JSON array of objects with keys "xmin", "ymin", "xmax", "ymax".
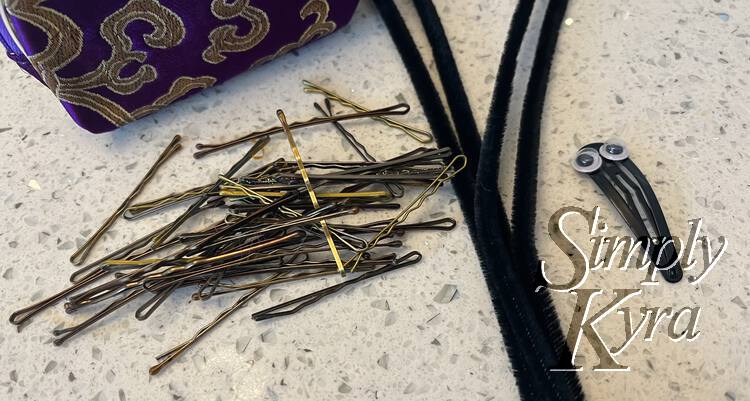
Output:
[
  {"xmin": 132, "ymin": 76, "xmax": 217, "ymax": 119},
  {"xmin": 5, "ymin": 0, "xmax": 84, "ymax": 92},
  {"xmin": 7, "ymin": 0, "xmax": 213, "ymax": 127},
  {"xmin": 252, "ymin": 0, "xmax": 337, "ymax": 67},
  {"xmin": 56, "ymin": 0, "xmax": 187, "ymax": 125},
  {"xmin": 203, "ymin": 0, "xmax": 270, "ymax": 64},
  {"xmin": 62, "ymin": 0, "xmax": 186, "ymax": 96}
]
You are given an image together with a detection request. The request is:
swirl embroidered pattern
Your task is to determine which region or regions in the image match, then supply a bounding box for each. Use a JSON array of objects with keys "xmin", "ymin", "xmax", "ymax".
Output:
[
  {"xmin": 7, "ymin": 0, "xmax": 216, "ymax": 126},
  {"xmin": 4, "ymin": 0, "xmax": 349, "ymax": 130},
  {"xmin": 253, "ymin": 0, "xmax": 337, "ymax": 67},
  {"xmin": 5, "ymin": 0, "xmax": 83, "ymax": 92},
  {"xmin": 203, "ymin": 0, "xmax": 270, "ymax": 64}
]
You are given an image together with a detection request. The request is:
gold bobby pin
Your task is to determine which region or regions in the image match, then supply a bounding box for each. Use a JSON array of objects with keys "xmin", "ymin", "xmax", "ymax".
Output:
[
  {"xmin": 277, "ymin": 109, "xmax": 345, "ymax": 275},
  {"xmin": 124, "ymin": 184, "xmax": 212, "ymax": 219},
  {"xmin": 102, "ymin": 259, "xmax": 163, "ymax": 268},
  {"xmin": 217, "ymin": 177, "xmax": 367, "ymax": 253},
  {"xmin": 219, "ymin": 189, "xmax": 389, "ymax": 199},
  {"xmin": 303, "ymin": 80, "xmax": 434, "ymax": 144},
  {"xmin": 69, "ymin": 135, "xmax": 183, "ymax": 266}
]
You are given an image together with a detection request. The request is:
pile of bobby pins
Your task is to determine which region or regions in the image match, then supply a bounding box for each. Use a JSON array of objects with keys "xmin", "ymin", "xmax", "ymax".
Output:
[{"xmin": 9, "ymin": 81, "xmax": 465, "ymax": 375}]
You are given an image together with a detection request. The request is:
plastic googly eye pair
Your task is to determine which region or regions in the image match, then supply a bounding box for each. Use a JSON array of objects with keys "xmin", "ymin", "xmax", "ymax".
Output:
[
  {"xmin": 572, "ymin": 140, "xmax": 630, "ymax": 173},
  {"xmin": 572, "ymin": 140, "xmax": 683, "ymax": 283}
]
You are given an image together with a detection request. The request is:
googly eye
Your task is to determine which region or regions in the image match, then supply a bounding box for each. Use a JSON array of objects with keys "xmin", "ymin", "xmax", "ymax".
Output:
[
  {"xmin": 599, "ymin": 139, "xmax": 629, "ymax": 161},
  {"xmin": 572, "ymin": 148, "xmax": 602, "ymax": 173}
]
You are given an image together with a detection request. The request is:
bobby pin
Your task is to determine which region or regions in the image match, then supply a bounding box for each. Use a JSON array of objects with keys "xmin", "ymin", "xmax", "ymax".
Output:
[
  {"xmin": 96, "ymin": 223, "xmax": 227, "ymax": 276},
  {"xmin": 228, "ymin": 201, "xmax": 402, "ymax": 214},
  {"xmin": 303, "ymin": 80, "xmax": 434, "ymax": 144},
  {"xmin": 315, "ymin": 99, "xmax": 377, "ymax": 162},
  {"xmin": 143, "ymin": 246, "xmax": 395, "ymax": 306},
  {"xmin": 8, "ymin": 269, "xmax": 108, "ymax": 327},
  {"xmin": 10, "ymin": 222, "xmax": 195, "ymax": 326},
  {"xmin": 135, "ymin": 279, "xmax": 184, "ymax": 321},
  {"xmin": 330, "ymin": 217, "xmax": 457, "ymax": 235},
  {"xmin": 149, "ymin": 273, "xmax": 284, "ymax": 375},
  {"xmin": 172, "ymin": 187, "xmax": 308, "ymax": 263},
  {"xmin": 69, "ymin": 223, "xmax": 175, "ymax": 283},
  {"xmin": 278, "ymin": 109, "xmax": 345, "ymax": 275},
  {"xmin": 203, "ymin": 207, "xmax": 359, "ymax": 250},
  {"xmin": 125, "ymin": 159, "xmax": 290, "ymax": 219},
  {"xmin": 9, "ymin": 221, "xmax": 180, "ymax": 326},
  {"xmin": 147, "ymin": 223, "xmax": 393, "ymax": 297},
  {"xmin": 219, "ymin": 189, "xmax": 390, "ymax": 200},
  {"xmin": 70, "ymin": 135, "xmax": 183, "ymax": 266},
  {"xmin": 52, "ymin": 289, "xmax": 145, "ymax": 346},
  {"xmin": 64, "ymin": 270, "xmax": 147, "ymax": 313},
  {"xmin": 144, "ymin": 250, "xmax": 330, "ymax": 296},
  {"xmin": 126, "ymin": 147, "xmax": 449, "ymax": 220},
  {"xmin": 267, "ymin": 147, "xmax": 451, "ymax": 172},
  {"xmin": 193, "ymin": 103, "xmax": 411, "ymax": 158},
  {"xmin": 276, "ymin": 172, "xmax": 444, "ymax": 183},
  {"xmin": 316, "ymin": 98, "xmax": 409, "ymax": 199},
  {"xmin": 171, "ymin": 231, "xmax": 305, "ymax": 272},
  {"xmin": 190, "ymin": 256, "xmax": 397, "ymax": 300},
  {"xmin": 188, "ymin": 254, "xmax": 400, "ymax": 301},
  {"xmin": 123, "ymin": 184, "xmax": 212, "ymax": 220},
  {"xmin": 252, "ymin": 251, "xmax": 422, "ymax": 321},
  {"xmin": 195, "ymin": 267, "xmax": 371, "ymax": 299},
  {"xmin": 345, "ymin": 155, "xmax": 466, "ymax": 272},
  {"xmin": 216, "ymin": 165, "xmax": 437, "ymax": 256},
  {"xmin": 151, "ymin": 136, "xmax": 270, "ymax": 247},
  {"xmin": 321, "ymin": 147, "xmax": 452, "ymax": 177}
]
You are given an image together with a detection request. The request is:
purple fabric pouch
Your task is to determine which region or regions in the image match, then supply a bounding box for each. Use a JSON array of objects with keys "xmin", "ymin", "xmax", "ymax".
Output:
[{"xmin": 0, "ymin": 0, "xmax": 359, "ymax": 133}]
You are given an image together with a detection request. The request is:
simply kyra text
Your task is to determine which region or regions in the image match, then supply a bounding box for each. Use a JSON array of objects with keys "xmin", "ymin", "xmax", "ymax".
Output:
[{"xmin": 540, "ymin": 206, "xmax": 727, "ymax": 371}]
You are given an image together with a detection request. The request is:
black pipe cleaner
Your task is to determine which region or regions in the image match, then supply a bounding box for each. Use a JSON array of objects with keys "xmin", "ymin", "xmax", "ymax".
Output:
[
  {"xmin": 376, "ymin": 0, "xmax": 584, "ymax": 399},
  {"xmin": 474, "ymin": 0, "xmax": 583, "ymax": 399},
  {"xmin": 411, "ymin": 0, "xmax": 482, "ymax": 179},
  {"xmin": 372, "ymin": 0, "xmax": 477, "ymax": 233}
]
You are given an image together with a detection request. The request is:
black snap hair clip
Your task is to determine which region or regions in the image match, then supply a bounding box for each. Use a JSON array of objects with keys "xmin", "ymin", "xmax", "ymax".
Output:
[{"xmin": 572, "ymin": 140, "xmax": 683, "ymax": 283}]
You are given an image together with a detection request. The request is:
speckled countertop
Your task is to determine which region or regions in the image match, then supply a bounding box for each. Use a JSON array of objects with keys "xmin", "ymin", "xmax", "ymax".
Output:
[{"xmin": 0, "ymin": 1, "xmax": 747, "ymax": 400}]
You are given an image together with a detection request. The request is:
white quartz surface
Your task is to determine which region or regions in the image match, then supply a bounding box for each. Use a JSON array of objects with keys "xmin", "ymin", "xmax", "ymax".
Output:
[
  {"xmin": 0, "ymin": 1, "xmax": 747, "ymax": 400},
  {"xmin": 539, "ymin": 1, "xmax": 749, "ymax": 400}
]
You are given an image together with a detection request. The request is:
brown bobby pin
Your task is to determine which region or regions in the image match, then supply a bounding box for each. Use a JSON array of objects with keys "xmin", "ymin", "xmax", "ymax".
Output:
[
  {"xmin": 69, "ymin": 135, "xmax": 183, "ymax": 266},
  {"xmin": 150, "ymin": 136, "xmax": 270, "ymax": 247},
  {"xmin": 149, "ymin": 273, "xmax": 284, "ymax": 375},
  {"xmin": 193, "ymin": 103, "xmax": 410, "ymax": 159},
  {"xmin": 252, "ymin": 251, "xmax": 422, "ymax": 321}
]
